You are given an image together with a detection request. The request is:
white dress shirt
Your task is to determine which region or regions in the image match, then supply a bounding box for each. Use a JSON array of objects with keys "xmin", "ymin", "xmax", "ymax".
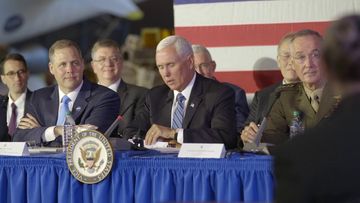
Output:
[
  {"xmin": 6, "ymin": 91, "xmax": 27, "ymax": 127},
  {"xmin": 171, "ymin": 73, "xmax": 196, "ymax": 144},
  {"xmin": 43, "ymin": 81, "xmax": 83, "ymax": 142}
]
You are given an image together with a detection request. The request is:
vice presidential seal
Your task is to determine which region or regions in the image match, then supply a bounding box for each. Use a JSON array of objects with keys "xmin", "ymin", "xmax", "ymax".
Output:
[{"xmin": 66, "ymin": 130, "xmax": 113, "ymax": 184}]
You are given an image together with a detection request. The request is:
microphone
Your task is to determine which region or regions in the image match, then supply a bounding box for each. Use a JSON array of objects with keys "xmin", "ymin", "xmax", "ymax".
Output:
[
  {"xmin": 243, "ymin": 86, "xmax": 283, "ymax": 151},
  {"xmin": 104, "ymin": 115, "xmax": 147, "ymax": 151},
  {"xmin": 104, "ymin": 115, "xmax": 123, "ymax": 137},
  {"xmin": 262, "ymin": 87, "xmax": 282, "ymax": 119}
]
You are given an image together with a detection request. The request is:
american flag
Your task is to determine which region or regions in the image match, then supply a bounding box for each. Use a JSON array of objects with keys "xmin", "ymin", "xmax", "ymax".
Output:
[{"xmin": 174, "ymin": 0, "xmax": 360, "ymax": 96}]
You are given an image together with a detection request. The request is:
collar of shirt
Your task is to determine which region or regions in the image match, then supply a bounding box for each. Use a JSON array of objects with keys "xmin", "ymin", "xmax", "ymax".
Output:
[
  {"xmin": 172, "ymin": 73, "xmax": 196, "ymax": 112},
  {"xmin": 302, "ymin": 83, "xmax": 324, "ymax": 102},
  {"xmin": 58, "ymin": 80, "xmax": 83, "ymax": 111},
  {"xmin": 6, "ymin": 91, "xmax": 27, "ymax": 126},
  {"xmin": 106, "ymin": 78, "xmax": 121, "ymax": 92}
]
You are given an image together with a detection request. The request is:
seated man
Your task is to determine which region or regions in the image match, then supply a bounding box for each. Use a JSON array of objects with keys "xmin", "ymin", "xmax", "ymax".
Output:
[
  {"xmin": 124, "ymin": 35, "xmax": 237, "ymax": 149},
  {"xmin": 240, "ymin": 32, "xmax": 299, "ymax": 145},
  {"xmin": 262, "ymin": 29, "xmax": 338, "ymax": 145},
  {"xmin": 14, "ymin": 39, "xmax": 120, "ymax": 146},
  {"xmin": 0, "ymin": 53, "xmax": 32, "ymax": 141},
  {"xmin": 91, "ymin": 39, "xmax": 148, "ymax": 137},
  {"xmin": 192, "ymin": 44, "xmax": 249, "ymax": 132}
]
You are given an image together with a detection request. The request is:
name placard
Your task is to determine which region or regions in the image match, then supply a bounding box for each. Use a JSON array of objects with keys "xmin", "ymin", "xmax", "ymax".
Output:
[
  {"xmin": 178, "ymin": 143, "xmax": 225, "ymax": 158},
  {"xmin": 0, "ymin": 142, "xmax": 29, "ymax": 156}
]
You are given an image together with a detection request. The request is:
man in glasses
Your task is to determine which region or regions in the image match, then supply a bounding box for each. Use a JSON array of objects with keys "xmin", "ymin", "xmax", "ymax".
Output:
[
  {"xmin": 0, "ymin": 53, "xmax": 32, "ymax": 141},
  {"xmin": 240, "ymin": 32, "xmax": 299, "ymax": 145},
  {"xmin": 91, "ymin": 39, "xmax": 148, "ymax": 137},
  {"xmin": 261, "ymin": 29, "xmax": 338, "ymax": 146},
  {"xmin": 191, "ymin": 44, "xmax": 249, "ymax": 133}
]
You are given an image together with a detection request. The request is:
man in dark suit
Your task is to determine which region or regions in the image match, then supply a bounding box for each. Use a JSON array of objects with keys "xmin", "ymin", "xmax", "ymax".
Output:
[
  {"xmin": 0, "ymin": 53, "xmax": 32, "ymax": 141},
  {"xmin": 191, "ymin": 44, "xmax": 249, "ymax": 132},
  {"xmin": 240, "ymin": 32, "xmax": 298, "ymax": 144},
  {"xmin": 124, "ymin": 36, "xmax": 237, "ymax": 149},
  {"xmin": 13, "ymin": 40, "xmax": 119, "ymax": 146},
  {"xmin": 91, "ymin": 39, "xmax": 147, "ymax": 137},
  {"xmin": 275, "ymin": 14, "xmax": 360, "ymax": 202}
]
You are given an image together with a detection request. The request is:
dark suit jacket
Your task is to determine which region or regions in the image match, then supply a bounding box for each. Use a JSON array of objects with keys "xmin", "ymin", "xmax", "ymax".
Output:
[
  {"xmin": 0, "ymin": 90, "xmax": 32, "ymax": 142},
  {"xmin": 274, "ymin": 93, "xmax": 360, "ymax": 203},
  {"xmin": 263, "ymin": 82, "xmax": 337, "ymax": 145},
  {"xmin": 124, "ymin": 74, "xmax": 237, "ymax": 149},
  {"xmin": 13, "ymin": 80, "xmax": 120, "ymax": 146},
  {"xmin": 246, "ymin": 82, "xmax": 281, "ymax": 125},
  {"xmin": 223, "ymin": 82, "xmax": 249, "ymax": 132},
  {"xmin": 116, "ymin": 81, "xmax": 148, "ymax": 137}
]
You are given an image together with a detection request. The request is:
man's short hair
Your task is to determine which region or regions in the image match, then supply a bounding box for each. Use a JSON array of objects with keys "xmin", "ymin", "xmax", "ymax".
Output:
[
  {"xmin": 290, "ymin": 29, "xmax": 323, "ymax": 42},
  {"xmin": 0, "ymin": 53, "xmax": 28, "ymax": 75},
  {"xmin": 192, "ymin": 44, "xmax": 212, "ymax": 60},
  {"xmin": 49, "ymin": 39, "xmax": 82, "ymax": 62},
  {"xmin": 91, "ymin": 39, "xmax": 121, "ymax": 59},
  {"xmin": 277, "ymin": 32, "xmax": 295, "ymax": 54},
  {"xmin": 322, "ymin": 14, "xmax": 360, "ymax": 83},
  {"xmin": 156, "ymin": 35, "xmax": 193, "ymax": 59}
]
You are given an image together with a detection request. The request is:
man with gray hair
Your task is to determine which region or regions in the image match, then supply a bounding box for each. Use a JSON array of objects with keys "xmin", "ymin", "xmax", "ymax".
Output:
[
  {"xmin": 192, "ymin": 44, "xmax": 249, "ymax": 132},
  {"xmin": 124, "ymin": 35, "xmax": 237, "ymax": 149}
]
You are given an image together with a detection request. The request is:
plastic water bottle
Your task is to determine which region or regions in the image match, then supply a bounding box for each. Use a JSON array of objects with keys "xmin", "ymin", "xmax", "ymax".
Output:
[
  {"xmin": 289, "ymin": 111, "xmax": 304, "ymax": 138},
  {"xmin": 63, "ymin": 112, "xmax": 75, "ymax": 152}
]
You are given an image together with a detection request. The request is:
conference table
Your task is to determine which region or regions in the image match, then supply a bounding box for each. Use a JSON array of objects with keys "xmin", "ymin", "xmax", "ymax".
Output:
[{"xmin": 0, "ymin": 150, "xmax": 274, "ymax": 203}]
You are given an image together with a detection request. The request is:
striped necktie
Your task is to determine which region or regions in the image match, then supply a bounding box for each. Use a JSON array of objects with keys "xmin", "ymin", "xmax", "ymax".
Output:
[
  {"xmin": 56, "ymin": 95, "xmax": 71, "ymax": 125},
  {"xmin": 172, "ymin": 93, "xmax": 186, "ymax": 129}
]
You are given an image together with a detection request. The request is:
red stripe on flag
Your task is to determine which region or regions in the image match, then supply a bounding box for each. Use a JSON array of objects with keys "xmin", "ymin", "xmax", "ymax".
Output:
[
  {"xmin": 214, "ymin": 70, "xmax": 283, "ymax": 93},
  {"xmin": 175, "ymin": 21, "xmax": 331, "ymax": 47}
]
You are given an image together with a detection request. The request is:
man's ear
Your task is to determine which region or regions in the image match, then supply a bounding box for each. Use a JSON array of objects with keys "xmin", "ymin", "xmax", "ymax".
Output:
[
  {"xmin": 212, "ymin": 60, "xmax": 217, "ymax": 72},
  {"xmin": 48, "ymin": 62, "xmax": 54, "ymax": 75}
]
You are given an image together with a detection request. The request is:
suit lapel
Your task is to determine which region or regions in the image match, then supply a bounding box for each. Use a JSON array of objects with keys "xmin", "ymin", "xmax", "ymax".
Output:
[
  {"xmin": 72, "ymin": 81, "xmax": 90, "ymax": 121},
  {"xmin": 316, "ymin": 84, "xmax": 335, "ymax": 122},
  {"xmin": 183, "ymin": 75, "xmax": 203, "ymax": 128},
  {"xmin": 117, "ymin": 81, "xmax": 129, "ymax": 115},
  {"xmin": 49, "ymin": 87, "xmax": 60, "ymax": 125}
]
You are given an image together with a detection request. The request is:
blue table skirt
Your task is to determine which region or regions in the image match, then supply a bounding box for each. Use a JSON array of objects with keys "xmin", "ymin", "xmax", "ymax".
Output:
[{"xmin": 0, "ymin": 151, "xmax": 274, "ymax": 203}]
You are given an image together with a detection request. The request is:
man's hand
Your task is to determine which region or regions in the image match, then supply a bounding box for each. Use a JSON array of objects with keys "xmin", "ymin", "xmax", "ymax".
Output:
[
  {"xmin": 145, "ymin": 124, "xmax": 176, "ymax": 145},
  {"xmin": 240, "ymin": 122, "xmax": 259, "ymax": 143},
  {"xmin": 54, "ymin": 124, "xmax": 98, "ymax": 137},
  {"xmin": 18, "ymin": 113, "xmax": 40, "ymax": 129}
]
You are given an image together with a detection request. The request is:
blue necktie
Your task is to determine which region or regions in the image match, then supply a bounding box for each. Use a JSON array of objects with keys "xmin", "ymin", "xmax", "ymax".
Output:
[
  {"xmin": 172, "ymin": 93, "xmax": 186, "ymax": 129},
  {"xmin": 56, "ymin": 95, "xmax": 71, "ymax": 125}
]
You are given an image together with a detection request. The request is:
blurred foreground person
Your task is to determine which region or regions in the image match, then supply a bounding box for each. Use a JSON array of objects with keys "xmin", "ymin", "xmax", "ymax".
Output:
[{"xmin": 275, "ymin": 15, "xmax": 360, "ymax": 202}]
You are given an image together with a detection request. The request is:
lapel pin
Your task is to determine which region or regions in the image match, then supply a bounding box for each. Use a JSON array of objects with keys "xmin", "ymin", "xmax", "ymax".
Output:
[
  {"xmin": 190, "ymin": 103, "xmax": 195, "ymax": 108},
  {"xmin": 75, "ymin": 106, "xmax": 81, "ymax": 112}
]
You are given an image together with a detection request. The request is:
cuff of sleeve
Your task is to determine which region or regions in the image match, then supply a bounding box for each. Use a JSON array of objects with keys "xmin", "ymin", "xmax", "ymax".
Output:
[
  {"xmin": 176, "ymin": 129, "xmax": 184, "ymax": 144},
  {"xmin": 43, "ymin": 126, "xmax": 57, "ymax": 142}
]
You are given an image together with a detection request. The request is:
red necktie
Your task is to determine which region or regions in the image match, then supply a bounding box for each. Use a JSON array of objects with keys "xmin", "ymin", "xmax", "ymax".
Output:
[{"xmin": 8, "ymin": 103, "xmax": 17, "ymax": 136}]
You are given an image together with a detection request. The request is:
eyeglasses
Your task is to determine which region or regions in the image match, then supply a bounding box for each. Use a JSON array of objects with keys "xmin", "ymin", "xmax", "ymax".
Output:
[
  {"xmin": 93, "ymin": 56, "xmax": 121, "ymax": 65},
  {"xmin": 2, "ymin": 69, "xmax": 27, "ymax": 78},
  {"xmin": 293, "ymin": 50, "xmax": 321, "ymax": 64},
  {"xmin": 278, "ymin": 54, "xmax": 291, "ymax": 61},
  {"xmin": 196, "ymin": 61, "xmax": 214, "ymax": 69}
]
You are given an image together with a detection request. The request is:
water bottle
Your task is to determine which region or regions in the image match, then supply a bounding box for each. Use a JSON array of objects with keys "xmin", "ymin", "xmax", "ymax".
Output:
[
  {"xmin": 289, "ymin": 111, "xmax": 304, "ymax": 138},
  {"xmin": 63, "ymin": 112, "xmax": 75, "ymax": 152}
]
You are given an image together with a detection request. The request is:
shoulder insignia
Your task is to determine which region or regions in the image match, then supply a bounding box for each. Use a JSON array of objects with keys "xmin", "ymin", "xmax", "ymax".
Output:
[{"xmin": 276, "ymin": 82, "xmax": 301, "ymax": 92}]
